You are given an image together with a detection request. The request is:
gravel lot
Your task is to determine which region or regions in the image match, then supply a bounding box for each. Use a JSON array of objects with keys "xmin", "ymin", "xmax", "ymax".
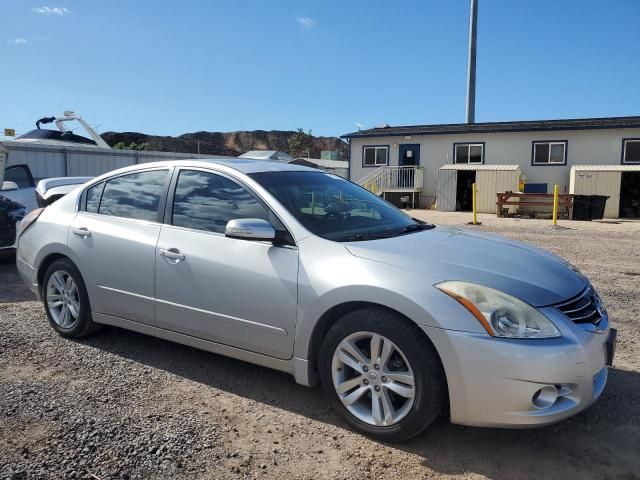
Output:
[{"xmin": 1, "ymin": 212, "xmax": 639, "ymax": 480}]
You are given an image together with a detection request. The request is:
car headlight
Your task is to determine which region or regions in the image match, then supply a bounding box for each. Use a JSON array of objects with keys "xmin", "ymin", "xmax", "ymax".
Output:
[{"xmin": 436, "ymin": 281, "xmax": 561, "ymax": 339}]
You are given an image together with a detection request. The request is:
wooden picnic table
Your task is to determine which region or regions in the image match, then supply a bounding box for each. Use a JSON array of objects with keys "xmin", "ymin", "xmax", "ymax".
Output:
[{"xmin": 496, "ymin": 192, "xmax": 574, "ymax": 218}]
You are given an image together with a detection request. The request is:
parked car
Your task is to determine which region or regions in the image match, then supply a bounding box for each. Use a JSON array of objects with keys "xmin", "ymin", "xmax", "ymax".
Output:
[
  {"xmin": 0, "ymin": 175, "xmax": 90, "ymax": 252},
  {"xmin": 0, "ymin": 192, "xmax": 26, "ymax": 250},
  {"xmin": 35, "ymin": 177, "xmax": 93, "ymax": 207},
  {"xmin": 1, "ymin": 164, "xmax": 37, "ymax": 212},
  {"xmin": 16, "ymin": 159, "xmax": 616, "ymax": 441}
]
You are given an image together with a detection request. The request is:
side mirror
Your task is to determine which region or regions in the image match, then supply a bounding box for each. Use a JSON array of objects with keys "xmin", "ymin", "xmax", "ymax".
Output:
[
  {"xmin": 225, "ymin": 218, "xmax": 276, "ymax": 241},
  {"xmin": 1, "ymin": 181, "xmax": 19, "ymax": 191}
]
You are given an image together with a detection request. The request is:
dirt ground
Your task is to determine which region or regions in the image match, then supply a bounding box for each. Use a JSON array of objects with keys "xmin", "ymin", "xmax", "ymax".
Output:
[{"xmin": 1, "ymin": 212, "xmax": 639, "ymax": 480}]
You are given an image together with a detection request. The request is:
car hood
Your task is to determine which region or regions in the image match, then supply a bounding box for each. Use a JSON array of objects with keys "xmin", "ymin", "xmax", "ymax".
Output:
[{"xmin": 344, "ymin": 226, "xmax": 587, "ymax": 307}]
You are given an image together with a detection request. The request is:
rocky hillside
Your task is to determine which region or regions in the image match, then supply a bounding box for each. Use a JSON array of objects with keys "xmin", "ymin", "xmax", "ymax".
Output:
[{"xmin": 101, "ymin": 130, "xmax": 348, "ymax": 159}]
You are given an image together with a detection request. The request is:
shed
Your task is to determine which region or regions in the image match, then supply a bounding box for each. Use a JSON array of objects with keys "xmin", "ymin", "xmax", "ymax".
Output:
[
  {"xmin": 437, "ymin": 164, "xmax": 521, "ymax": 213},
  {"xmin": 570, "ymin": 165, "xmax": 640, "ymax": 218}
]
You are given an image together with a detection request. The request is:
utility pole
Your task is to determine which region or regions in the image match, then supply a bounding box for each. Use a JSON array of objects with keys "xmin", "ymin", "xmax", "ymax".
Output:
[{"xmin": 466, "ymin": 0, "xmax": 478, "ymax": 124}]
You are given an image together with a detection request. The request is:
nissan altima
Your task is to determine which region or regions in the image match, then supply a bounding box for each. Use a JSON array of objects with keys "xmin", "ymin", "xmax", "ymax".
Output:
[{"xmin": 16, "ymin": 159, "xmax": 616, "ymax": 441}]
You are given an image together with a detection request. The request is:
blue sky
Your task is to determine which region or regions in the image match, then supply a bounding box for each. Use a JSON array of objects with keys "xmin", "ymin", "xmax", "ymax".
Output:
[{"xmin": 1, "ymin": 0, "xmax": 639, "ymax": 138}]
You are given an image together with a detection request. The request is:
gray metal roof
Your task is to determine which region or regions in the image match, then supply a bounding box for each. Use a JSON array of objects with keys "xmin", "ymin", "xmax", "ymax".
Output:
[
  {"xmin": 342, "ymin": 116, "xmax": 640, "ymax": 139},
  {"xmin": 440, "ymin": 164, "xmax": 520, "ymax": 171}
]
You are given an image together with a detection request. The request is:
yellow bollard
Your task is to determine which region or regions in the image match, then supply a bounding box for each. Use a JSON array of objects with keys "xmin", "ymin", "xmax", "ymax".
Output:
[
  {"xmin": 472, "ymin": 182, "xmax": 478, "ymax": 225},
  {"xmin": 552, "ymin": 184, "xmax": 559, "ymax": 226}
]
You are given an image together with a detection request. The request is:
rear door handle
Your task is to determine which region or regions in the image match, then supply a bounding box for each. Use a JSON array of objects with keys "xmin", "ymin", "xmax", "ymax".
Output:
[
  {"xmin": 71, "ymin": 227, "xmax": 91, "ymax": 238},
  {"xmin": 159, "ymin": 248, "xmax": 185, "ymax": 262}
]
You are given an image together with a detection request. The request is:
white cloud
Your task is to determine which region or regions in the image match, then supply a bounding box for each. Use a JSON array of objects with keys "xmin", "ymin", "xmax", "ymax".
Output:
[
  {"xmin": 32, "ymin": 6, "xmax": 71, "ymax": 16},
  {"xmin": 8, "ymin": 38, "xmax": 27, "ymax": 45},
  {"xmin": 297, "ymin": 17, "xmax": 315, "ymax": 30},
  {"xmin": 355, "ymin": 122, "xmax": 365, "ymax": 130}
]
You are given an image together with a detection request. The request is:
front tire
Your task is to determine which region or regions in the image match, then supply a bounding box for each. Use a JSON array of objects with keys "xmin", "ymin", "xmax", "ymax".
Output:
[
  {"xmin": 42, "ymin": 258, "xmax": 100, "ymax": 338},
  {"xmin": 319, "ymin": 308, "xmax": 447, "ymax": 442}
]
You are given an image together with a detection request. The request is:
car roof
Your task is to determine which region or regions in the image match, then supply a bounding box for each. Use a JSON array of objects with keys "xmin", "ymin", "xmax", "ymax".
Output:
[{"xmin": 126, "ymin": 157, "xmax": 320, "ymax": 175}]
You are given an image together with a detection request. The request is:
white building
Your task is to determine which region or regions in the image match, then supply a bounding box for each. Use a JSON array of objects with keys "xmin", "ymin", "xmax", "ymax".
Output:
[{"xmin": 342, "ymin": 116, "xmax": 640, "ymax": 218}]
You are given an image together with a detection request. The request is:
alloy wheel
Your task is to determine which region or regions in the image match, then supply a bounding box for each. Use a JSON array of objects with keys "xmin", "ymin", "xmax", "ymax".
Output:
[
  {"xmin": 331, "ymin": 331, "xmax": 416, "ymax": 427},
  {"xmin": 46, "ymin": 270, "xmax": 81, "ymax": 328}
]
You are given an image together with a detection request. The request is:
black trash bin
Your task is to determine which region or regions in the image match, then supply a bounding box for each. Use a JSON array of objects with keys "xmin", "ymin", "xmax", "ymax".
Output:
[
  {"xmin": 573, "ymin": 195, "xmax": 592, "ymax": 221},
  {"xmin": 590, "ymin": 195, "xmax": 609, "ymax": 220}
]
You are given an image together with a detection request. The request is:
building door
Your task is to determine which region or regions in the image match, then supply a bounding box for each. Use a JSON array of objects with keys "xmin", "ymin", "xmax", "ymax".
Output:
[
  {"xmin": 456, "ymin": 170, "xmax": 476, "ymax": 211},
  {"xmin": 399, "ymin": 144, "xmax": 420, "ymax": 166},
  {"xmin": 620, "ymin": 172, "xmax": 640, "ymax": 218},
  {"xmin": 398, "ymin": 144, "xmax": 420, "ymax": 189}
]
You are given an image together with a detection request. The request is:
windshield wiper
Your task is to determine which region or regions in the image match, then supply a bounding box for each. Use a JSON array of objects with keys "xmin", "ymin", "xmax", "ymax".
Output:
[
  {"xmin": 343, "ymin": 232, "xmax": 396, "ymax": 242},
  {"xmin": 394, "ymin": 223, "xmax": 435, "ymax": 236},
  {"xmin": 343, "ymin": 223, "xmax": 435, "ymax": 242}
]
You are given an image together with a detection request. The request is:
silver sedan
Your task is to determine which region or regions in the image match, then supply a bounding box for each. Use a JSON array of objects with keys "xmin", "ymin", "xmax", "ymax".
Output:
[{"xmin": 16, "ymin": 158, "xmax": 616, "ymax": 441}]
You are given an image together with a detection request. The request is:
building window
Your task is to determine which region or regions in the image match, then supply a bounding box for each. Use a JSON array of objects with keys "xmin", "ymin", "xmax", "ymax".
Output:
[
  {"xmin": 454, "ymin": 143, "xmax": 484, "ymax": 164},
  {"xmin": 622, "ymin": 139, "xmax": 640, "ymax": 164},
  {"xmin": 362, "ymin": 146, "xmax": 389, "ymax": 166},
  {"xmin": 532, "ymin": 141, "xmax": 567, "ymax": 165}
]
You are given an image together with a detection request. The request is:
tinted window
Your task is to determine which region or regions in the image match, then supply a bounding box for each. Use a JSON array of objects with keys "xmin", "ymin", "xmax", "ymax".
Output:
[
  {"xmin": 363, "ymin": 146, "xmax": 388, "ymax": 166},
  {"xmin": 549, "ymin": 144, "xmax": 565, "ymax": 163},
  {"xmin": 455, "ymin": 144, "xmax": 483, "ymax": 164},
  {"xmin": 534, "ymin": 143, "xmax": 550, "ymax": 164},
  {"xmin": 250, "ymin": 171, "xmax": 424, "ymax": 242},
  {"xmin": 5, "ymin": 165, "xmax": 34, "ymax": 188},
  {"xmin": 98, "ymin": 170, "xmax": 168, "ymax": 221},
  {"xmin": 364, "ymin": 148, "xmax": 376, "ymax": 165},
  {"xmin": 455, "ymin": 144, "xmax": 469, "ymax": 163},
  {"xmin": 85, "ymin": 182, "xmax": 104, "ymax": 213},
  {"xmin": 469, "ymin": 145, "xmax": 483, "ymax": 164},
  {"xmin": 624, "ymin": 140, "xmax": 640, "ymax": 164},
  {"xmin": 533, "ymin": 142, "xmax": 565, "ymax": 165},
  {"xmin": 172, "ymin": 170, "xmax": 269, "ymax": 233}
]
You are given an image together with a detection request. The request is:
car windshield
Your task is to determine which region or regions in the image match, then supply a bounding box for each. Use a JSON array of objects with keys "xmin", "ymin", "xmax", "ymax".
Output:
[{"xmin": 250, "ymin": 171, "xmax": 433, "ymax": 242}]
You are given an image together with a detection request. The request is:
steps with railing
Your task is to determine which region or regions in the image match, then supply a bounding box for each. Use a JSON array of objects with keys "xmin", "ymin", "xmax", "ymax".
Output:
[{"xmin": 357, "ymin": 166, "xmax": 424, "ymax": 195}]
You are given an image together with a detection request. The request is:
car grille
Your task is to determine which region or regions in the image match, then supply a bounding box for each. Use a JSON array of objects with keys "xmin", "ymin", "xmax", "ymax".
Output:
[{"xmin": 554, "ymin": 286, "xmax": 603, "ymax": 326}]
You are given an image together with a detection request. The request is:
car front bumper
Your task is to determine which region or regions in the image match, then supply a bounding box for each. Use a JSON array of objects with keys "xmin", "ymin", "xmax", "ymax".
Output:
[{"xmin": 424, "ymin": 308, "xmax": 610, "ymax": 428}]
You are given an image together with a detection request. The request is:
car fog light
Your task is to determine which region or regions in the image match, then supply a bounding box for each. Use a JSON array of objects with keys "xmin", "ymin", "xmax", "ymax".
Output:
[{"xmin": 532, "ymin": 386, "xmax": 558, "ymax": 409}]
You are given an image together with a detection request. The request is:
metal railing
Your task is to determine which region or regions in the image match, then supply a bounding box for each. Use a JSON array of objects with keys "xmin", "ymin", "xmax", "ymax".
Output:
[{"xmin": 358, "ymin": 166, "xmax": 423, "ymax": 194}]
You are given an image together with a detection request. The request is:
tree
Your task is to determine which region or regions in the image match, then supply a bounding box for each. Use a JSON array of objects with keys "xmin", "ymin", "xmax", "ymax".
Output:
[
  {"xmin": 288, "ymin": 128, "xmax": 314, "ymax": 158},
  {"xmin": 113, "ymin": 141, "xmax": 127, "ymax": 149}
]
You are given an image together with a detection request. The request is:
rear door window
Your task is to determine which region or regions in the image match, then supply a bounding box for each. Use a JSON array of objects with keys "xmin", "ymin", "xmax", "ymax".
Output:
[{"xmin": 98, "ymin": 170, "xmax": 168, "ymax": 222}]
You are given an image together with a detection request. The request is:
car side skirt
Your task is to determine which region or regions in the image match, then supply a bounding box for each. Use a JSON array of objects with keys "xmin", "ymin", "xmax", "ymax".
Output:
[{"xmin": 92, "ymin": 312, "xmax": 316, "ymax": 386}]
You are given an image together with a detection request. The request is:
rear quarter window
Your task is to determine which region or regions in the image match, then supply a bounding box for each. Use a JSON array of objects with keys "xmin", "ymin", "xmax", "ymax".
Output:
[{"xmin": 85, "ymin": 182, "xmax": 104, "ymax": 213}]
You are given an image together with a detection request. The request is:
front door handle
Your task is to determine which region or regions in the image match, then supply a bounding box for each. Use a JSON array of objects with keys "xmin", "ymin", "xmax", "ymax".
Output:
[
  {"xmin": 71, "ymin": 227, "xmax": 91, "ymax": 238},
  {"xmin": 159, "ymin": 248, "xmax": 185, "ymax": 262}
]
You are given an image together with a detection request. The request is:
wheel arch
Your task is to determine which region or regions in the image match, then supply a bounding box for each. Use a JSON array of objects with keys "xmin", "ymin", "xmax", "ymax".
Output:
[
  {"xmin": 306, "ymin": 301, "xmax": 449, "ymax": 399},
  {"xmin": 37, "ymin": 252, "xmax": 75, "ymax": 292}
]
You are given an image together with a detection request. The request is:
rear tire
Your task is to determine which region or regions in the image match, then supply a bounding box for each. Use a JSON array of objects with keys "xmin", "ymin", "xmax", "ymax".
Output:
[
  {"xmin": 42, "ymin": 258, "xmax": 100, "ymax": 338},
  {"xmin": 319, "ymin": 307, "xmax": 447, "ymax": 442}
]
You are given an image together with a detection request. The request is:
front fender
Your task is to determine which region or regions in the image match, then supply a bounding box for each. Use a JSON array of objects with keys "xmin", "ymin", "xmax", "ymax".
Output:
[{"xmin": 293, "ymin": 238, "xmax": 487, "ymax": 360}]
